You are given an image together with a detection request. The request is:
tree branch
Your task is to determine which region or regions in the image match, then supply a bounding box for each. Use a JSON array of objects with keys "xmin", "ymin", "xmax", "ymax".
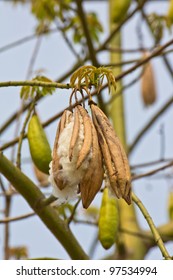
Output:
[
  {"xmin": 144, "ymin": 221, "xmax": 173, "ymax": 248},
  {"xmin": 132, "ymin": 161, "xmax": 173, "ymax": 181},
  {"xmin": 116, "ymin": 38, "xmax": 173, "ymax": 81},
  {"xmin": 75, "ymin": 0, "xmax": 99, "ymax": 66},
  {"xmin": 0, "ymin": 80, "xmax": 71, "ymax": 89},
  {"xmin": 0, "ymin": 212, "xmax": 35, "ymax": 224},
  {"xmin": 0, "ymin": 152, "xmax": 89, "ymax": 260},
  {"xmin": 132, "ymin": 192, "xmax": 172, "ymax": 259},
  {"xmin": 99, "ymin": 0, "xmax": 149, "ymax": 50}
]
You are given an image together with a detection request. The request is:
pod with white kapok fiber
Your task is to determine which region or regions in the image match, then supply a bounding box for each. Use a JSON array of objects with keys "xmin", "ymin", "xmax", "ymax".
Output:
[{"xmin": 49, "ymin": 105, "xmax": 104, "ymax": 208}]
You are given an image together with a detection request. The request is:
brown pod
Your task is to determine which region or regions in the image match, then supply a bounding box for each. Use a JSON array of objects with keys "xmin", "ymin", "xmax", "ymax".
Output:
[
  {"xmin": 33, "ymin": 164, "xmax": 49, "ymax": 187},
  {"xmin": 50, "ymin": 105, "xmax": 98, "ymax": 207},
  {"xmin": 141, "ymin": 53, "xmax": 157, "ymax": 106},
  {"xmin": 79, "ymin": 118, "xmax": 104, "ymax": 208},
  {"xmin": 75, "ymin": 105, "xmax": 92, "ymax": 169},
  {"xmin": 91, "ymin": 103, "xmax": 131, "ymax": 205},
  {"xmin": 69, "ymin": 107, "xmax": 80, "ymax": 161}
]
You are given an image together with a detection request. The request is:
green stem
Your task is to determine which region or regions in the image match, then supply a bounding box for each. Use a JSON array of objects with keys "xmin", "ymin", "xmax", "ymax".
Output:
[
  {"xmin": 132, "ymin": 192, "xmax": 172, "ymax": 260},
  {"xmin": 0, "ymin": 80, "xmax": 70, "ymax": 89},
  {"xmin": 0, "ymin": 152, "xmax": 89, "ymax": 260},
  {"xmin": 144, "ymin": 221, "xmax": 173, "ymax": 247}
]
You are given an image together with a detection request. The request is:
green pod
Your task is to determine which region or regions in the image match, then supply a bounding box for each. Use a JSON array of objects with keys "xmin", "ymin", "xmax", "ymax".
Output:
[
  {"xmin": 98, "ymin": 188, "xmax": 119, "ymax": 249},
  {"xmin": 28, "ymin": 114, "xmax": 52, "ymax": 174},
  {"xmin": 111, "ymin": 0, "xmax": 132, "ymax": 23},
  {"xmin": 168, "ymin": 191, "xmax": 173, "ymax": 220},
  {"xmin": 168, "ymin": 0, "xmax": 173, "ymax": 26}
]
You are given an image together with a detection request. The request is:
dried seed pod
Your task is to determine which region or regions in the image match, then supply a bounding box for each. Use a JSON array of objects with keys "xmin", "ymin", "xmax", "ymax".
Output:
[
  {"xmin": 90, "ymin": 103, "xmax": 131, "ymax": 204},
  {"xmin": 79, "ymin": 118, "xmax": 104, "ymax": 208},
  {"xmin": 33, "ymin": 164, "xmax": 49, "ymax": 187},
  {"xmin": 69, "ymin": 107, "xmax": 80, "ymax": 161},
  {"xmin": 49, "ymin": 106, "xmax": 96, "ymax": 207},
  {"xmin": 76, "ymin": 106, "xmax": 92, "ymax": 169},
  {"xmin": 91, "ymin": 110, "xmax": 120, "ymax": 198},
  {"xmin": 141, "ymin": 53, "xmax": 157, "ymax": 106}
]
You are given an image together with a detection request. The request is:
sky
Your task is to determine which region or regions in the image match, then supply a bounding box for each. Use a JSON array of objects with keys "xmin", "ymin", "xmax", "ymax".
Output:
[{"xmin": 0, "ymin": 0, "xmax": 173, "ymax": 260}]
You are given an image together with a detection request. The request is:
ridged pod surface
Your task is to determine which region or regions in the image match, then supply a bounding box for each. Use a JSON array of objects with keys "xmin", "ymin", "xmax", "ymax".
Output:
[
  {"xmin": 50, "ymin": 106, "xmax": 103, "ymax": 208},
  {"xmin": 91, "ymin": 103, "xmax": 131, "ymax": 205}
]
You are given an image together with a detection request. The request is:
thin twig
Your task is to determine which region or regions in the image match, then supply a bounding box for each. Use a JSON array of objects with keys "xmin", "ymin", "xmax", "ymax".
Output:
[
  {"xmin": 101, "ymin": 58, "xmax": 140, "ymax": 67},
  {"xmin": 116, "ymin": 38, "xmax": 173, "ymax": 81},
  {"xmin": 0, "ymin": 99, "xmax": 38, "ymax": 135},
  {"xmin": 74, "ymin": 219, "xmax": 97, "ymax": 226},
  {"xmin": 105, "ymin": 47, "xmax": 173, "ymax": 55},
  {"xmin": 16, "ymin": 35, "xmax": 43, "ymax": 169},
  {"xmin": 131, "ymin": 158, "xmax": 173, "ymax": 169},
  {"xmin": 75, "ymin": 0, "xmax": 98, "ymax": 66},
  {"xmin": 4, "ymin": 194, "xmax": 11, "ymax": 259},
  {"xmin": 67, "ymin": 198, "xmax": 81, "ymax": 226},
  {"xmin": 141, "ymin": 9, "xmax": 173, "ymax": 80},
  {"xmin": 105, "ymin": 46, "xmax": 152, "ymax": 53},
  {"xmin": 0, "ymin": 29, "xmax": 57, "ymax": 54},
  {"xmin": 106, "ymin": 68, "xmax": 144, "ymax": 105},
  {"xmin": 26, "ymin": 36, "xmax": 42, "ymax": 79},
  {"xmin": 132, "ymin": 192, "xmax": 172, "ymax": 260},
  {"xmin": 132, "ymin": 161, "xmax": 173, "ymax": 181},
  {"xmin": 0, "ymin": 212, "xmax": 35, "ymax": 224},
  {"xmin": 162, "ymin": 55, "xmax": 173, "ymax": 79},
  {"xmin": 38, "ymin": 195, "xmax": 57, "ymax": 208},
  {"xmin": 99, "ymin": 0, "xmax": 149, "ymax": 50},
  {"xmin": 129, "ymin": 95, "xmax": 173, "ymax": 154},
  {"xmin": 0, "ymin": 80, "xmax": 71, "ymax": 89},
  {"xmin": 0, "ymin": 175, "xmax": 6, "ymax": 192}
]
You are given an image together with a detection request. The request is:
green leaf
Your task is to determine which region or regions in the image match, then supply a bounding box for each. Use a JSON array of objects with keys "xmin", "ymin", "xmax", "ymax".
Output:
[
  {"xmin": 20, "ymin": 86, "xmax": 31, "ymax": 100},
  {"xmin": 20, "ymin": 76, "xmax": 56, "ymax": 100}
]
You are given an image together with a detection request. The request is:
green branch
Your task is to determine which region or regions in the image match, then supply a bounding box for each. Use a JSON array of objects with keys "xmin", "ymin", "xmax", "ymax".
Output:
[
  {"xmin": 0, "ymin": 152, "xmax": 89, "ymax": 260},
  {"xmin": 0, "ymin": 80, "xmax": 70, "ymax": 89},
  {"xmin": 132, "ymin": 192, "xmax": 172, "ymax": 260},
  {"xmin": 144, "ymin": 221, "xmax": 173, "ymax": 247}
]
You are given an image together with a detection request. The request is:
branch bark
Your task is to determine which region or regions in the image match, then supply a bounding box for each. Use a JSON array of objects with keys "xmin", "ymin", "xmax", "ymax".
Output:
[{"xmin": 0, "ymin": 152, "xmax": 89, "ymax": 260}]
